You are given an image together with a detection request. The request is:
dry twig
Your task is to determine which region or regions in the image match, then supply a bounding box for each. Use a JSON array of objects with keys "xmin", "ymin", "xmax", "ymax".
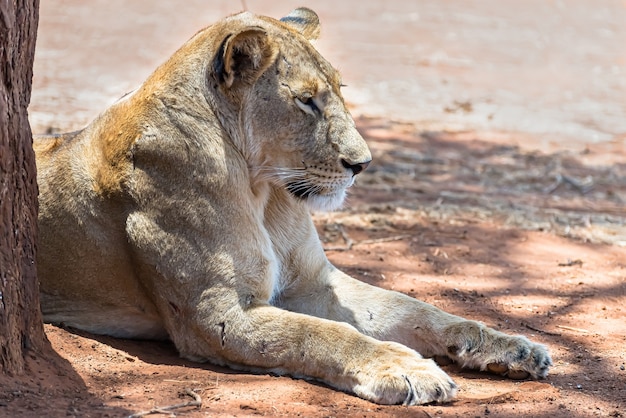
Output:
[
  {"xmin": 324, "ymin": 234, "xmax": 411, "ymax": 251},
  {"xmin": 544, "ymin": 173, "xmax": 594, "ymax": 194},
  {"xmin": 128, "ymin": 388, "xmax": 202, "ymax": 418},
  {"xmin": 558, "ymin": 259, "xmax": 583, "ymax": 267},
  {"xmin": 358, "ymin": 235, "xmax": 412, "ymax": 246},
  {"xmin": 523, "ymin": 322, "xmax": 562, "ymax": 337},
  {"xmin": 556, "ymin": 325, "xmax": 590, "ymax": 334},
  {"xmin": 162, "ymin": 379, "xmax": 201, "ymax": 384}
]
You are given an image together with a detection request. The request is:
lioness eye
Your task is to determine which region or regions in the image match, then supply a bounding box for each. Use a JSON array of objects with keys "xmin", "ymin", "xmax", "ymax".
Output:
[{"xmin": 294, "ymin": 96, "xmax": 320, "ymax": 116}]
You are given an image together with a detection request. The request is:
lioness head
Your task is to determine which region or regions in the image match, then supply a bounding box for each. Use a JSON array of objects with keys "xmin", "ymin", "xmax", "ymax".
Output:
[{"xmin": 210, "ymin": 8, "xmax": 372, "ymax": 211}]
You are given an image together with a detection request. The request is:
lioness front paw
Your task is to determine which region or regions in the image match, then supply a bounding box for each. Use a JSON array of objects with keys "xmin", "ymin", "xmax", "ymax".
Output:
[
  {"xmin": 443, "ymin": 321, "xmax": 552, "ymax": 379},
  {"xmin": 352, "ymin": 342, "xmax": 457, "ymax": 405}
]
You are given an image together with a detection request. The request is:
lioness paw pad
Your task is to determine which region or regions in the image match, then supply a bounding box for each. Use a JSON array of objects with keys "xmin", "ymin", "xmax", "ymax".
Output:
[{"xmin": 486, "ymin": 341, "xmax": 553, "ymax": 380}]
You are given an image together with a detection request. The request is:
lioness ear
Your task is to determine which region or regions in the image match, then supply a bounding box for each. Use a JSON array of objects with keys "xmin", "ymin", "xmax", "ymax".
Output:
[
  {"xmin": 280, "ymin": 7, "xmax": 320, "ymax": 40},
  {"xmin": 214, "ymin": 27, "xmax": 278, "ymax": 89}
]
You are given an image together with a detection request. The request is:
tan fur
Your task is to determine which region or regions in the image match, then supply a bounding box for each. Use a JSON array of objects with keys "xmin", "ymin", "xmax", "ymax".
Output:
[{"xmin": 36, "ymin": 8, "xmax": 551, "ymax": 405}]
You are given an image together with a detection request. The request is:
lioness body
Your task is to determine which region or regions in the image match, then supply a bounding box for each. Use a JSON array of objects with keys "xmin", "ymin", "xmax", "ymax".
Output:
[{"xmin": 36, "ymin": 9, "xmax": 551, "ymax": 405}]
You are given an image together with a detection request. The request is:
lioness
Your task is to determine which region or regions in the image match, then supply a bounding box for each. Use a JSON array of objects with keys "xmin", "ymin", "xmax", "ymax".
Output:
[{"xmin": 35, "ymin": 8, "xmax": 551, "ymax": 405}]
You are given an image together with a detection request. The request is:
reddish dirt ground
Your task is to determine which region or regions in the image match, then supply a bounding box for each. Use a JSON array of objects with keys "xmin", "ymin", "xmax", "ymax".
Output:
[{"xmin": 3, "ymin": 1, "xmax": 625, "ymax": 417}]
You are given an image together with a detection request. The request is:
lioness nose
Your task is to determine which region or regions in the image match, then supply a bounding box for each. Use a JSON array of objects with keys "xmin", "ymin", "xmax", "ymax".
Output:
[{"xmin": 341, "ymin": 158, "xmax": 371, "ymax": 176}]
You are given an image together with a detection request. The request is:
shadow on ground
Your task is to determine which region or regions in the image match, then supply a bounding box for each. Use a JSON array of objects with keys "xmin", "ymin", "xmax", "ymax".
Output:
[{"xmin": 316, "ymin": 117, "xmax": 625, "ymax": 416}]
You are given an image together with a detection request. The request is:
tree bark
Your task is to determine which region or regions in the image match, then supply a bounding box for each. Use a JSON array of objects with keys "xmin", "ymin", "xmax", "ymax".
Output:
[{"xmin": 0, "ymin": 0, "xmax": 44, "ymax": 375}]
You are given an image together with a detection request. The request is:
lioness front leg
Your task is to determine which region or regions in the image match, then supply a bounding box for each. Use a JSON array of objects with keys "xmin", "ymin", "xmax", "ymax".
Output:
[
  {"xmin": 279, "ymin": 268, "xmax": 552, "ymax": 380},
  {"xmin": 169, "ymin": 298, "xmax": 457, "ymax": 405}
]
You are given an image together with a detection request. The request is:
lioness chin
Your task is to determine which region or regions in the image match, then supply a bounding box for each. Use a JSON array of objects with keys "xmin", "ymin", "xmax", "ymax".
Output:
[{"xmin": 35, "ymin": 8, "xmax": 551, "ymax": 405}]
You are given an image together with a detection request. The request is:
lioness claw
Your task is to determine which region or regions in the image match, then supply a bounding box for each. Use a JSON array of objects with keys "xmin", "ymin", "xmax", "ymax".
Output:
[
  {"xmin": 507, "ymin": 370, "xmax": 531, "ymax": 380},
  {"xmin": 487, "ymin": 363, "xmax": 508, "ymax": 374}
]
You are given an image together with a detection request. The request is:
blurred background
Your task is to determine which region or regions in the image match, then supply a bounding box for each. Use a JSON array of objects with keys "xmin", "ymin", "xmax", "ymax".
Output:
[{"xmin": 30, "ymin": 0, "xmax": 625, "ymax": 157}]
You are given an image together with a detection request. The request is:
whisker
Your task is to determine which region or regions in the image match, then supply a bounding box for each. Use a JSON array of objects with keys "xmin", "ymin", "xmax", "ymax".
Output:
[
  {"xmin": 254, "ymin": 166, "xmax": 306, "ymax": 173},
  {"xmin": 250, "ymin": 164, "xmax": 346, "ymax": 205},
  {"xmin": 254, "ymin": 166, "xmax": 310, "ymax": 186}
]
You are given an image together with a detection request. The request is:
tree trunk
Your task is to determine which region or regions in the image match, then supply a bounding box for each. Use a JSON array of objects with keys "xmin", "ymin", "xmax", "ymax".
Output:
[{"xmin": 0, "ymin": 0, "xmax": 45, "ymax": 375}]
